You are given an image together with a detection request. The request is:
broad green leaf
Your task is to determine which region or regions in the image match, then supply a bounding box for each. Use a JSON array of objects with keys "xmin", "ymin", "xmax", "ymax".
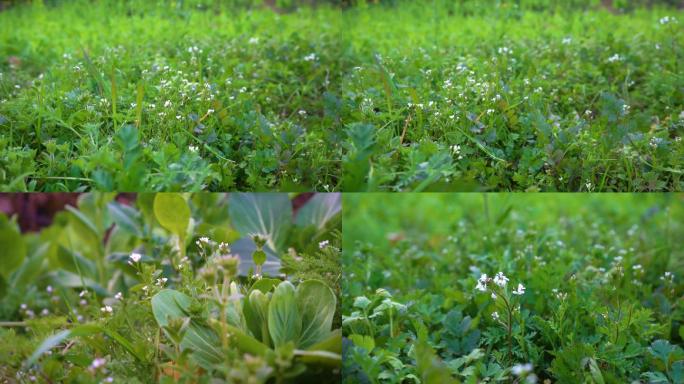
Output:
[
  {"xmin": 243, "ymin": 290, "xmax": 271, "ymax": 346},
  {"xmin": 306, "ymin": 329, "xmax": 342, "ymax": 354},
  {"xmin": 56, "ymin": 246, "xmax": 97, "ymax": 278},
  {"xmin": 0, "ymin": 216, "xmax": 26, "ymax": 279},
  {"xmin": 65, "ymin": 205, "xmax": 100, "ymax": 251},
  {"xmin": 153, "ymin": 194, "xmax": 190, "ymax": 237},
  {"xmin": 11, "ymin": 243, "xmax": 49, "ymax": 289},
  {"xmin": 151, "ymin": 289, "xmax": 222, "ymax": 368},
  {"xmin": 229, "ymin": 193, "xmax": 292, "ymax": 252},
  {"xmin": 226, "ymin": 324, "xmax": 269, "ymax": 356},
  {"xmin": 108, "ymin": 201, "xmax": 142, "ymax": 236},
  {"xmin": 26, "ymin": 324, "xmax": 144, "ymax": 366},
  {"xmin": 296, "ymin": 280, "xmax": 337, "ymax": 349},
  {"xmin": 295, "ymin": 193, "xmax": 341, "ymax": 230},
  {"xmin": 268, "ymin": 281, "xmax": 302, "ymax": 348}
]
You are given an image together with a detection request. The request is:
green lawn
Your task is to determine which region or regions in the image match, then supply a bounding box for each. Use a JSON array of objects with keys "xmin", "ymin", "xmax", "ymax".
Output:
[
  {"xmin": 1, "ymin": 1, "xmax": 683, "ymax": 192},
  {"xmin": 339, "ymin": 2, "xmax": 684, "ymax": 191},
  {"xmin": 0, "ymin": 1, "xmax": 343, "ymax": 191}
]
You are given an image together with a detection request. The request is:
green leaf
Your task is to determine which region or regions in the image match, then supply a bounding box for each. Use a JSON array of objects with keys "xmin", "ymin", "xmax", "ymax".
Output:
[
  {"xmin": 0, "ymin": 216, "xmax": 26, "ymax": 279},
  {"xmin": 226, "ymin": 324, "xmax": 270, "ymax": 356},
  {"xmin": 243, "ymin": 290, "xmax": 271, "ymax": 346},
  {"xmin": 151, "ymin": 289, "xmax": 222, "ymax": 368},
  {"xmin": 586, "ymin": 358, "xmax": 605, "ymax": 384},
  {"xmin": 108, "ymin": 201, "xmax": 142, "ymax": 236},
  {"xmin": 229, "ymin": 193, "xmax": 292, "ymax": 252},
  {"xmin": 295, "ymin": 194, "xmax": 341, "ymax": 230},
  {"xmin": 252, "ymin": 250, "xmax": 267, "ymax": 266},
  {"xmin": 349, "ymin": 334, "xmax": 375, "ymax": 352},
  {"xmin": 26, "ymin": 324, "xmax": 144, "ymax": 366},
  {"xmin": 56, "ymin": 246, "xmax": 97, "ymax": 278},
  {"xmin": 250, "ymin": 278, "xmax": 281, "ymax": 294},
  {"xmin": 11, "ymin": 243, "xmax": 49, "ymax": 289},
  {"xmin": 65, "ymin": 205, "xmax": 101, "ymax": 251},
  {"xmin": 47, "ymin": 270, "xmax": 107, "ymax": 296},
  {"xmin": 649, "ymin": 339, "xmax": 678, "ymax": 367},
  {"xmin": 268, "ymin": 281, "xmax": 302, "ymax": 348},
  {"xmin": 294, "ymin": 349, "xmax": 342, "ymax": 367},
  {"xmin": 153, "ymin": 194, "xmax": 190, "ymax": 238},
  {"xmin": 296, "ymin": 280, "xmax": 337, "ymax": 349}
]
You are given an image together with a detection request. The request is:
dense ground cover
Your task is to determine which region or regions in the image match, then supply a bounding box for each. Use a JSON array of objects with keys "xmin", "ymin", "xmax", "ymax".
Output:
[
  {"xmin": 2, "ymin": 1, "xmax": 683, "ymax": 192},
  {"xmin": 0, "ymin": 1, "xmax": 343, "ymax": 191},
  {"xmin": 0, "ymin": 192, "xmax": 342, "ymax": 382},
  {"xmin": 342, "ymin": 193, "xmax": 684, "ymax": 383},
  {"xmin": 339, "ymin": 2, "xmax": 684, "ymax": 191}
]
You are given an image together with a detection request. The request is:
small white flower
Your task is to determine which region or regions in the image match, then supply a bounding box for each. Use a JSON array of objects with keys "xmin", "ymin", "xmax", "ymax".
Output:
[
  {"xmin": 189, "ymin": 145, "xmax": 198, "ymax": 153},
  {"xmin": 491, "ymin": 311, "xmax": 500, "ymax": 320},
  {"xmin": 46, "ymin": 285, "xmax": 53, "ymax": 293},
  {"xmin": 318, "ymin": 240, "xmax": 330, "ymax": 249},
  {"xmin": 90, "ymin": 357, "xmax": 106, "ymax": 370},
  {"xmin": 494, "ymin": 272, "xmax": 509, "ymax": 287},
  {"xmin": 562, "ymin": 37, "xmax": 572, "ymax": 45},
  {"xmin": 512, "ymin": 283, "xmax": 526, "ymax": 295},
  {"xmin": 129, "ymin": 252, "xmax": 142, "ymax": 263},
  {"xmin": 79, "ymin": 290, "xmax": 88, "ymax": 298},
  {"xmin": 164, "ymin": 100, "xmax": 172, "ymax": 108},
  {"xmin": 476, "ymin": 274, "xmax": 489, "ymax": 292},
  {"xmin": 114, "ymin": 292, "xmax": 123, "ymax": 300},
  {"xmin": 156, "ymin": 278, "xmax": 168, "ymax": 287},
  {"xmin": 100, "ymin": 305, "xmax": 113, "ymax": 314},
  {"xmin": 607, "ymin": 54, "xmax": 622, "ymax": 63},
  {"xmin": 298, "ymin": 110, "xmax": 307, "ymax": 116},
  {"xmin": 511, "ymin": 363, "xmax": 533, "ymax": 376},
  {"xmin": 491, "ymin": 292, "xmax": 497, "ymax": 299}
]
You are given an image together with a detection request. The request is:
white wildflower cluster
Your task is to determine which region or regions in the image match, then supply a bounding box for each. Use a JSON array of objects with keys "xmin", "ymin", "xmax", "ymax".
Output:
[
  {"xmin": 476, "ymin": 272, "xmax": 525, "ymax": 296},
  {"xmin": 607, "ymin": 54, "xmax": 622, "ymax": 63},
  {"xmin": 450, "ymin": 144, "xmax": 463, "ymax": 160},
  {"xmin": 660, "ymin": 271, "xmax": 674, "ymax": 283},
  {"xmin": 649, "ymin": 137, "xmax": 663, "ymax": 149},
  {"xmin": 659, "ymin": 16, "xmax": 677, "ymax": 25},
  {"xmin": 318, "ymin": 240, "xmax": 330, "ymax": 249},
  {"xmin": 511, "ymin": 363, "xmax": 537, "ymax": 383}
]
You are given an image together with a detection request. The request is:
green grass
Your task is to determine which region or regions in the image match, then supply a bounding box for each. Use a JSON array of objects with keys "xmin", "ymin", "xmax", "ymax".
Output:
[
  {"xmin": 0, "ymin": 1, "xmax": 343, "ymax": 191},
  {"xmin": 339, "ymin": 2, "xmax": 684, "ymax": 191},
  {"xmin": 342, "ymin": 193, "xmax": 684, "ymax": 383},
  {"xmin": 1, "ymin": 1, "xmax": 683, "ymax": 192}
]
